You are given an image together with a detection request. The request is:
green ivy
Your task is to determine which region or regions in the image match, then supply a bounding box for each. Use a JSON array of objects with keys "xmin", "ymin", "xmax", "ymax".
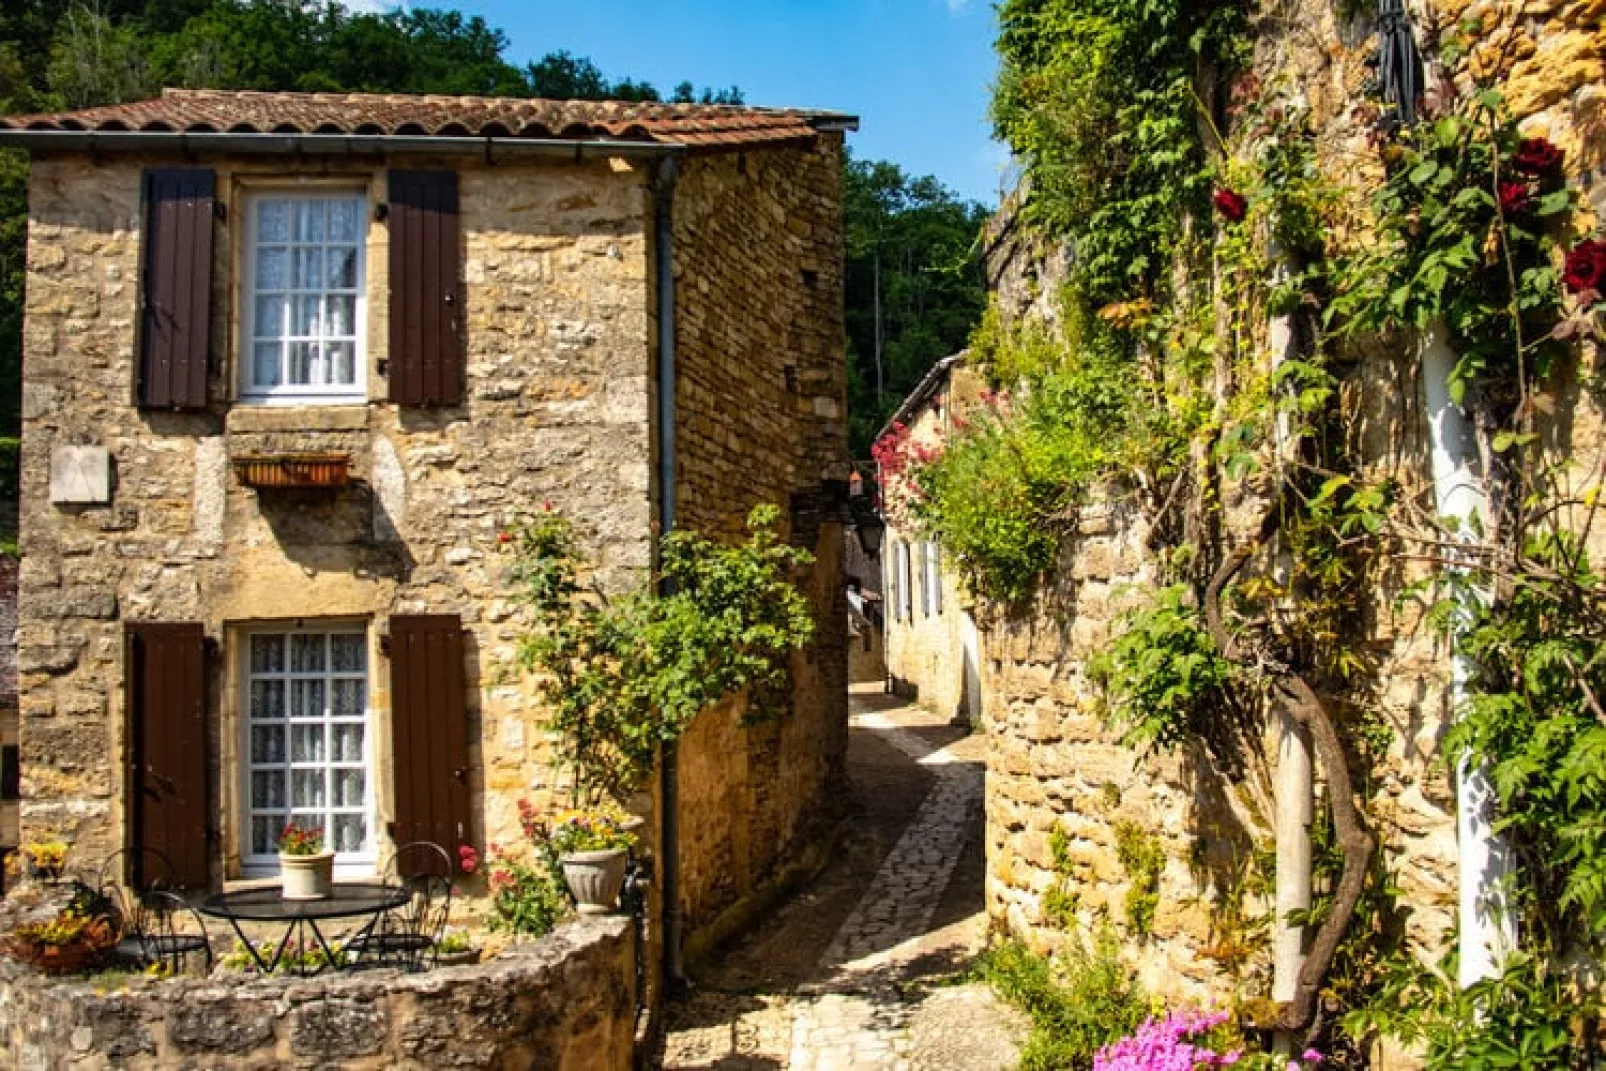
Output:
[
  {"xmin": 1093, "ymin": 585, "xmax": 1237, "ymax": 755},
  {"xmin": 1114, "ymin": 819, "xmax": 1165, "ymax": 938},
  {"xmin": 512, "ymin": 505, "xmax": 815, "ymax": 801}
]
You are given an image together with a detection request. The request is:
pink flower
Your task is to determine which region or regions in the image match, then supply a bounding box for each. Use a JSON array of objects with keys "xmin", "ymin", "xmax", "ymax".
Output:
[
  {"xmin": 1302, "ymin": 1051, "xmax": 1323, "ymax": 1064},
  {"xmin": 457, "ymin": 844, "xmax": 480, "ymax": 874}
]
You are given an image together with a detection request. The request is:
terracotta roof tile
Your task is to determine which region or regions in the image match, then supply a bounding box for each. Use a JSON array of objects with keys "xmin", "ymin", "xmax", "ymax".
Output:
[{"xmin": 0, "ymin": 88, "xmax": 856, "ymax": 150}]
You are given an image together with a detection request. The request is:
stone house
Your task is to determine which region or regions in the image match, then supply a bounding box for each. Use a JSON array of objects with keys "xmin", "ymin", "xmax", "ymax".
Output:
[
  {"xmin": 877, "ymin": 355, "xmax": 984, "ymax": 723},
  {"xmin": 0, "ymin": 90, "xmax": 853, "ymax": 959}
]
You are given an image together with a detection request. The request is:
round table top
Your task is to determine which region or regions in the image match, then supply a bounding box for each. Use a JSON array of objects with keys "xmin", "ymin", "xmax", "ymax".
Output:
[{"xmin": 197, "ymin": 882, "xmax": 410, "ymax": 922}]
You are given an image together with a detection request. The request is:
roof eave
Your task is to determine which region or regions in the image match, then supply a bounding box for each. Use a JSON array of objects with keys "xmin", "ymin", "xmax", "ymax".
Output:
[
  {"xmin": 0, "ymin": 129, "xmax": 689, "ymax": 159},
  {"xmin": 876, "ymin": 353, "xmax": 964, "ymax": 443}
]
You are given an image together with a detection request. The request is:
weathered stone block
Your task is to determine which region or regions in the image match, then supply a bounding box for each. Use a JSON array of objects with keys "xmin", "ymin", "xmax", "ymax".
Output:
[{"xmin": 48, "ymin": 445, "xmax": 110, "ymax": 505}]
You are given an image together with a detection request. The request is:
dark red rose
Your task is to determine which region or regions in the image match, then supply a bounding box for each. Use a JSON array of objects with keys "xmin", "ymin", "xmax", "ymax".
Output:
[
  {"xmin": 1497, "ymin": 180, "xmax": 1534, "ymax": 217},
  {"xmin": 1213, "ymin": 188, "xmax": 1248, "ymax": 223},
  {"xmin": 1512, "ymin": 137, "xmax": 1564, "ymax": 176},
  {"xmin": 1563, "ymin": 239, "xmax": 1606, "ymax": 295}
]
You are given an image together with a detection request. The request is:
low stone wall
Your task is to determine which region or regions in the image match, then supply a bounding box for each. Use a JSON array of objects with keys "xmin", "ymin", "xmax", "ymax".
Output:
[{"xmin": 0, "ymin": 916, "xmax": 636, "ymax": 1070}]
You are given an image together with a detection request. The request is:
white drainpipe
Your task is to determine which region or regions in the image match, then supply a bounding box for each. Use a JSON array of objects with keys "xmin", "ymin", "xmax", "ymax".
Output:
[
  {"xmin": 1419, "ymin": 322, "xmax": 1515, "ymax": 985},
  {"xmin": 1268, "ymin": 254, "xmax": 1313, "ymax": 1007}
]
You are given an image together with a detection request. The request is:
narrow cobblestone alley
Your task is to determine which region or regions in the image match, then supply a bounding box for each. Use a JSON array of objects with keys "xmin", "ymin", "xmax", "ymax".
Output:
[{"xmin": 656, "ymin": 685, "xmax": 1023, "ymax": 1070}]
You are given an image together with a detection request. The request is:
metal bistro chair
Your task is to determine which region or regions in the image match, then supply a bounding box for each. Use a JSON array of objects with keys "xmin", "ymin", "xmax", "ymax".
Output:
[
  {"xmin": 349, "ymin": 841, "xmax": 454, "ymax": 970},
  {"xmin": 97, "ymin": 847, "xmax": 213, "ymax": 976}
]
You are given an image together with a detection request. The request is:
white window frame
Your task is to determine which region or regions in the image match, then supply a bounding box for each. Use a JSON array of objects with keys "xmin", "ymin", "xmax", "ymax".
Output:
[
  {"xmin": 239, "ymin": 190, "xmax": 368, "ymax": 405},
  {"xmin": 239, "ymin": 623, "xmax": 376, "ymax": 878}
]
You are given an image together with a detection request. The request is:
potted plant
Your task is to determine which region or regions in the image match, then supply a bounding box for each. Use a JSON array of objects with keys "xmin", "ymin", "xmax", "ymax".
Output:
[
  {"xmin": 20, "ymin": 839, "xmax": 69, "ymax": 883},
  {"xmin": 549, "ymin": 809, "xmax": 637, "ymax": 915},
  {"xmin": 277, "ymin": 823, "xmax": 334, "ymax": 900},
  {"xmin": 2, "ymin": 887, "xmax": 118, "ymax": 974}
]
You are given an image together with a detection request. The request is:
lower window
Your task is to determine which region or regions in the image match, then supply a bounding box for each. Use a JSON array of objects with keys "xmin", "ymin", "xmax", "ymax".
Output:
[{"xmin": 243, "ymin": 628, "xmax": 373, "ymax": 874}]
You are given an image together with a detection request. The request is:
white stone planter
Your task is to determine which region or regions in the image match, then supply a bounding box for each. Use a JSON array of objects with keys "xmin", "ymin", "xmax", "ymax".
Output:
[
  {"xmin": 279, "ymin": 851, "xmax": 335, "ymax": 900},
  {"xmin": 559, "ymin": 849, "xmax": 629, "ymax": 915}
]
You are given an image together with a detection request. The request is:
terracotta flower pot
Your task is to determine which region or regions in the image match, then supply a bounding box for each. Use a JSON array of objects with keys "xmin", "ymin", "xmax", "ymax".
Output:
[
  {"xmin": 279, "ymin": 851, "xmax": 335, "ymax": 900},
  {"xmin": 559, "ymin": 848, "xmax": 629, "ymax": 915}
]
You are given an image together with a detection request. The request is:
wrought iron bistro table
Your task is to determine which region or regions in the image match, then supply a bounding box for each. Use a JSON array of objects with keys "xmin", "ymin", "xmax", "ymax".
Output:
[{"xmin": 197, "ymin": 883, "xmax": 410, "ymax": 975}]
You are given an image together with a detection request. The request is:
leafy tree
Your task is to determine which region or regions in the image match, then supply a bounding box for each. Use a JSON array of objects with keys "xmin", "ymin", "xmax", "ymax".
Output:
[{"xmin": 843, "ymin": 151, "xmax": 988, "ymax": 453}]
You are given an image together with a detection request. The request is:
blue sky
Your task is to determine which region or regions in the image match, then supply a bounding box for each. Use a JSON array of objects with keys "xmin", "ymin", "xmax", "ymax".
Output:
[{"xmin": 444, "ymin": 0, "xmax": 1008, "ymax": 206}]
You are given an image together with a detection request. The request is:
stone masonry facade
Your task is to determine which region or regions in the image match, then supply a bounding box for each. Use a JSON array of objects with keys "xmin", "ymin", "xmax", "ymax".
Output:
[
  {"xmin": 965, "ymin": 0, "xmax": 1606, "ymax": 1006},
  {"xmin": 14, "ymin": 123, "xmax": 849, "ymax": 956}
]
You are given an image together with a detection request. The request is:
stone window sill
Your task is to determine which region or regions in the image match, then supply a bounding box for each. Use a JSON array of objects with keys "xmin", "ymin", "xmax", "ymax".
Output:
[{"xmin": 225, "ymin": 405, "xmax": 371, "ymax": 434}]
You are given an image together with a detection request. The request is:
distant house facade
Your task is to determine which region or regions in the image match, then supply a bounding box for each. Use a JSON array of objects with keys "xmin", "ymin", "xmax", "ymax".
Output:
[
  {"xmin": 877, "ymin": 355, "xmax": 984, "ymax": 723},
  {"xmin": 0, "ymin": 90, "xmax": 852, "ymax": 950}
]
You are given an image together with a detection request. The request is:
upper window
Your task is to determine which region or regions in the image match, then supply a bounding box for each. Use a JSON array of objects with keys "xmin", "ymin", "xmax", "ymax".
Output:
[
  {"xmin": 243, "ymin": 628, "xmax": 373, "ymax": 875},
  {"xmin": 242, "ymin": 193, "xmax": 366, "ymax": 403}
]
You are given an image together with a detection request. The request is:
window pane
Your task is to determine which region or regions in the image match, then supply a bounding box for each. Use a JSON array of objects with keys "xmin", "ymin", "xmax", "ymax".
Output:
[
  {"xmin": 292, "ymin": 248, "xmax": 324, "ymax": 291},
  {"xmin": 326, "ymin": 295, "xmax": 355, "ymax": 337},
  {"xmin": 332, "ymin": 814, "xmax": 367, "ymax": 854},
  {"xmin": 257, "ymin": 200, "xmax": 289, "ymax": 242},
  {"xmin": 331, "ymin": 679, "xmax": 365, "ymax": 717},
  {"xmin": 293, "ymin": 200, "xmax": 324, "ymax": 242},
  {"xmin": 290, "ymin": 634, "xmax": 326, "ymax": 672},
  {"xmin": 250, "ymin": 679, "xmax": 285, "ymax": 720},
  {"xmin": 327, "ymin": 199, "xmax": 360, "ymax": 242},
  {"xmin": 251, "ymin": 635, "xmax": 285, "ymax": 673},
  {"xmin": 292, "ymin": 769, "xmax": 326, "ymax": 809},
  {"xmin": 330, "ymin": 635, "xmax": 365, "ymax": 672},
  {"xmin": 256, "ymin": 246, "xmax": 288, "ymax": 290},
  {"xmin": 250, "ymin": 724, "xmax": 285, "ymax": 764},
  {"xmin": 290, "ymin": 680, "xmax": 325, "ymax": 720},
  {"xmin": 331, "ymin": 723, "xmax": 364, "ymax": 763},
  {"xmin": 291, "ymin": 294, "xmax": 321, "ymax": 337},
  {"xmin": 252, "ymin": 770, "xmax": 286, "ymax": 810},
  {"xmin": 327, "ymin": 247, "xmax": 357, "ymax": 289},
  {"xmin": 253, "ymin": 294, "xmax": 285, "ymax": 339},
  {"xmin": 253, "ymin": 342, "xmax": 282, "ymax": 388},
  {"xmin": 252, "ymin": 815, "xmax": 284, "ymax": 856},
  {"xmin": 291, "ymin": 723, "xmax": 325, "ymax": 764},
  {"xmin": 327, "ymin": 342, "xmax": 356, "ymax": 386},
  {"xmin": 288, "ymin": 342, "xmax": 317, "ymax": 385},
  {"xmin": 333, "ymin": 768, "xmax": 365, "ymax": 808}
]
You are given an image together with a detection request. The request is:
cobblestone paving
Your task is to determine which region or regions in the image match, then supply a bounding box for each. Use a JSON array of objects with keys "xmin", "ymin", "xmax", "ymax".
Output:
[{"xmin": 658, "ymin": 689, "xmax": 1020, "ymax": 1071}]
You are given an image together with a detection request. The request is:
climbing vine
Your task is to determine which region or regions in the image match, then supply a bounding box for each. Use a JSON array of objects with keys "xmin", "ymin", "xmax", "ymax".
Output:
[{"xmin": 510, "ymin": 504, "xmax": 816, "ymax": 802}]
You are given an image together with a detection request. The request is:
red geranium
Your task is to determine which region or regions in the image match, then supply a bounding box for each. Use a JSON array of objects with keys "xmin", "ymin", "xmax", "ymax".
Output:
[
  {"xmin": 457, "ymin": 844, "xmax": 480, "ymax": 875},
  {"xmin": 1213, "ymin": 188, "xmax": 1248, "ymax": 223},
  {"xmin": 1563, "ymin": 239, "xmax": 1606, "ymax": 296},
  {"xmin": 1512, "ymin": 137, "xmax": 1564, "ymax": 176},
  {"xmin": 1497, "ymin": 180, "xmax": 1533, "ymax": 217}
]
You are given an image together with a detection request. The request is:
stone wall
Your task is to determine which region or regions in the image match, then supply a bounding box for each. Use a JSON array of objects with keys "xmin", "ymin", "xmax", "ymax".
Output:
[
  {"xmin": 0, "ymin": 916, "xmax": 636, "ymax": 1070},
  {"xmin": 17, "ymin": 150, "xmax": 655, "ymax": 878},
  {"xmin": 969, "ymin": 0, "xmax": 1606, "ymax": 1006},
  {"xmin": 668, "ymin": 141, "xmax": 851, "ymax": 954}
]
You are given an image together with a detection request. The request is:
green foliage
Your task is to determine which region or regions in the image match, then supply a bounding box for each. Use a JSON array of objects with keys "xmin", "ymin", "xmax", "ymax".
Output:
[
  {"xmin": 977, "ymin": 934, "xmax": 1149, "ymax": 1071},
  {"xmin": 1328, "ymin": 92, "xmax": 1570, "ymax": 403},
  {"xmin": 913, "ymin": 311, "xmax": 1187, "ymax": 603},
  {"xmin": 1094, "ymin": 585, "xmax": 1236, "ymax": 755},
  {"xmin": 843, "ymin": 151, "xmax": 988, "ymax": 453},
  {"xmin": 486, "ymin": 852, "xmax": 570, "ymax": 939},
  {"xmin": 513, "ymin": 505, "xmax": 815, "ymax": 800},
  {"xmin": 1443, "ymin": 535, "xmax": 1606, "ymax": 953},
  {"xmin": 1113, "ymin": 820, "xmax": 1165, "ymax": 937},
  {"xmin": 1041, "ymin": 825, "xmax": 1081, "ymax": 929},
  {"xmin": 992, "ymin": 0, "xmax": 1243, "ymax": 305},
  {"xmin": 1346, "ymin": 952, "xmax": 1599, "ymax": 1070}
]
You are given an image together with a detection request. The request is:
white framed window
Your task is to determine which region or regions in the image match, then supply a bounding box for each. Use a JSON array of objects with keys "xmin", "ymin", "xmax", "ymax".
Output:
[
  {"xmin": 242, "ymin": 627, "xmax": 374, "ymax": 875},
  {"xmin": 241, "ymin": 192, "xmax": 366, "ymax": 403}
]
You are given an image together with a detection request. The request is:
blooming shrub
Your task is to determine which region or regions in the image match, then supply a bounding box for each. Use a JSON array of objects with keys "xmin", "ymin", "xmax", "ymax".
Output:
[
  {"xmin": 275, "ymin": 823, "xmax": 324, "ymax": 856},
  {"xmin": 1094, "ymin": 1009, "xmax": 1325, "ymax": 1071},
  {"xmin": 547, "ymin": 808, "xmax": 637, "ymax": 855}
]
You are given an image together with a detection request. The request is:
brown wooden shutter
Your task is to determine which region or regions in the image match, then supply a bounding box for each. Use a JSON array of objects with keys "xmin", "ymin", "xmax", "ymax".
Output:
[
  {"xmin": 387, "ymin": 171, "xmax": 463, "ymax": 406},
  {"xmin": 125, "ymin": 623, "xmax": 209, "ymax": 889},
  {"xmin": 138, "ymin": 169, "xmax": 214, "ymax": 410},
  {"xmin": 389, "ymin": 614, "xmax": 471, "ymax": 850}
]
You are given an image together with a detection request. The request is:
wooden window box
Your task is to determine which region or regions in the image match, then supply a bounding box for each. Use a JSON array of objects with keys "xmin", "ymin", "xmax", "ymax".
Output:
[{"xmin": 232, "ymin": 452, "xmax": 351, "ymax": 489}]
